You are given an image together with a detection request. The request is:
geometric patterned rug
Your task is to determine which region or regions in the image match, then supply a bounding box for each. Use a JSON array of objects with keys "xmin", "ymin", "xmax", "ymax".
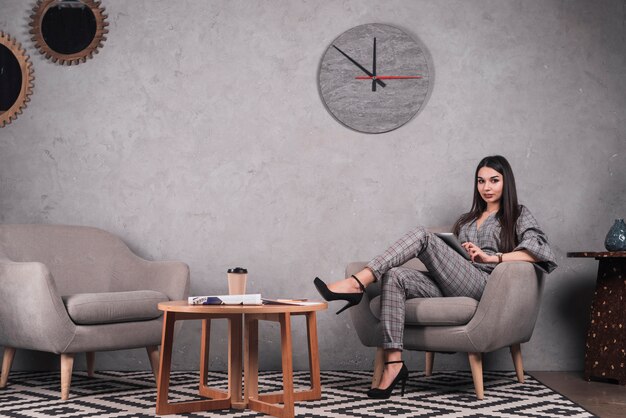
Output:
[{"xmin": 0, "ymin": 370, "xmax": 596, "ymax": 417}]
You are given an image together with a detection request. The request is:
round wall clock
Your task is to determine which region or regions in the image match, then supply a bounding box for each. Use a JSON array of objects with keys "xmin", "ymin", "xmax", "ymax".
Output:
[{"xmin": 319, "ymin": 23, "xmax": 431, "ymax": 134}]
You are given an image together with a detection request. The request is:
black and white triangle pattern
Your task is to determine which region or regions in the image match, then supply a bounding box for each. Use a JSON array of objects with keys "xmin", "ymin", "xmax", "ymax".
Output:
[{"xmin": 0, "ymin": 370, "xmax": 595, "ymax": 417}]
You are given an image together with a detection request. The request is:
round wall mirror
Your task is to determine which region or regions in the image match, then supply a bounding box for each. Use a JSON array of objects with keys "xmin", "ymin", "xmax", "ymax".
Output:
[
  {"xmin": 0, "ymin": 32, "xmax": 34, "ymax": 128},
  {"xmin": 30, "ymin": 0, "xmax": 108, "ymax": 65}
]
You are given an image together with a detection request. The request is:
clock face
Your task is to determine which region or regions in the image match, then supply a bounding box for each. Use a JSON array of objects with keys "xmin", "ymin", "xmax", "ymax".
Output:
[{"xmin": 319, "ymin": 24, "xmax": 431, "ymax": 134}]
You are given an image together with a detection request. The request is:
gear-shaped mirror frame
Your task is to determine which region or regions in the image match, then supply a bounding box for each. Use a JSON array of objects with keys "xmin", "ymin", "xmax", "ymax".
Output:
[
  {"xmin": 0, "ymin": 32, "xmax": 35, "ymax": 128},
  {"xmin": 30, "ymin": 0, "xmax": 109, "ymax": 65}
]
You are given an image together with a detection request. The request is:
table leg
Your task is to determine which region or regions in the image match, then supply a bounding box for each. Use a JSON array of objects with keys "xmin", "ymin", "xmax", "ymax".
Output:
[
  {"xmin": 155, "ymin": 313, "xmax": 231, "ymax": 415},
  {"xmin": 306, "ymin": 312, "xmax": 322, "ymax": 399},
  {"xmin": 200, "ymin": 319, "xmax": 210, "ymax": 389},
  {"xmin": 156, "ymin": 311, "xmax": 175, "ymax": 414},
  {"xmin": 257, "ymin": 312, "xmax": 322, "ymax": 402},
  {"xmin": 279, "ymin": 313, "xmax": 295, "ymax": 418},
  {"xmin": 229, "ymin": 315, "xmax": 245, "ymax": 408},
  {"xmin": 244, "ymin": 316, "xmax": 259, "ymax": 402},
  {"xmin": 584, "ymin": 259, "xmax": 626, "ymax": 384},
  {"xmin": 248, "ymin": 313, "xmax": 296, "ymax": 418},
  {"xmin": 198, "ymin": 319, "xmax": 229, "ymax": 400}
]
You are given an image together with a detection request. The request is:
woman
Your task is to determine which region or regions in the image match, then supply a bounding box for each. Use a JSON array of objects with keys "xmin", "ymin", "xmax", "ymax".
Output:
[{"xmin": 314, "ymin": 155, "xmax": 557, "ymax": 399}]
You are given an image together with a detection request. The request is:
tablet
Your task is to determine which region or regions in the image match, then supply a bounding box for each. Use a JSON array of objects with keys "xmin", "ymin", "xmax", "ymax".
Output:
[{"xmin": 435, "ymin": 232, "xmax": 471, "ymax": 260}]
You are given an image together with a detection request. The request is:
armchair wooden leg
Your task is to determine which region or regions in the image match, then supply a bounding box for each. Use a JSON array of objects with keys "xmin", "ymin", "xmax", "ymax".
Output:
[
  {"xmin": 371, "ymin": 347, "xmax": 384, "ymax": 389},
  {"xmin": 510, "ymin": 344, "xmax": 524, "ymax": 383},
  {"xmin": 468, "ymin": 352, "xmax": 484, "ymax": 400},
  {"xmin": 86, "ymin": 352, "xmax": 95, "ymax": 377},
  {"xmin": 61, "ymin": 353, "xmax": 75, "ymax": 400},
  {"xmin": 425, "ymin": 351, "xmax": 434, "ymax": 377},
  {"xmin": 146, "ymin": 345, "xmax": 160, "ymax": 382},
  {"xmin": 1, "ymin": 347, "xmax": 16, "ymax": 388}
]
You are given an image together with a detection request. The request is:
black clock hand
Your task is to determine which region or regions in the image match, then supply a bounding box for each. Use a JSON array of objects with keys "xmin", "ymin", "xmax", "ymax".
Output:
[
  {"xmin": 372, "ymin": 37, "xmax": 377, "ymax": 91},
  {"xmin": 332, "ymin": 45, "xmax": 386, "ymax": 88}
]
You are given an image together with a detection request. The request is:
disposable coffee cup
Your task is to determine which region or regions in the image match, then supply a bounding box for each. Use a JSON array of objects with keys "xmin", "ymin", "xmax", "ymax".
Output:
[{"xmin": 227, "ymin": 267, "xmax": 248, "ymax": 295}]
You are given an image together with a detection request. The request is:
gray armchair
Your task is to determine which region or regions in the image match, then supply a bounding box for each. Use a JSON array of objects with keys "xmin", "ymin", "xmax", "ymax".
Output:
[
  {"xmin": 0, "ymin": 224, "xmax": 189, "ymax": 399},
  {"xmin": 347, "ymin": 248, "xmax": 544, "ymax": 399}
]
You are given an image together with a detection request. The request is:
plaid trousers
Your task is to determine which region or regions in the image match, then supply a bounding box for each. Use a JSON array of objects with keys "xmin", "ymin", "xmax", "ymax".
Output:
[{"xmin": 366, "ymin": 226, "xmax": 489, "ymax": 350}]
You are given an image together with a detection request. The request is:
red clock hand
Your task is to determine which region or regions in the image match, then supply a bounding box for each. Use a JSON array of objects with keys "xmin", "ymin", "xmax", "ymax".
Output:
[{"xmin": 356, "ymin": 75, "xmax": 423, "ymax": 80}]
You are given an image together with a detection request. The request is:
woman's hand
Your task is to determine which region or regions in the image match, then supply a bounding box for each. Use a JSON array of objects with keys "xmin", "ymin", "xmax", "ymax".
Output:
[{"xmin": 461, "ymin": 242, "xmax": 498, "ymax": 263}]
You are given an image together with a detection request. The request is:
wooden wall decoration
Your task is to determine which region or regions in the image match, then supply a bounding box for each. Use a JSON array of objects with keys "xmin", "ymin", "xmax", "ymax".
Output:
[
  {"xmin": 30, "ymin": 0, "xmax": 108, "ymax": 65},
  {"xmin": 0, "ymin": 32, "xmax": 34, "ymax": 128}
]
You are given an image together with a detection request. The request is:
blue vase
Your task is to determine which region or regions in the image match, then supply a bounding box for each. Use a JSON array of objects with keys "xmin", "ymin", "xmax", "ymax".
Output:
[{"xmin": 604, "ymin": 219, "xmax": 626, "ymax": 251}]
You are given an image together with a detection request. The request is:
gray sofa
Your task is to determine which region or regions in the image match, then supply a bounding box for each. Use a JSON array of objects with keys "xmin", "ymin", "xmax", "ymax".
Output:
[
  {"xmin": 347, "ymin": 252, "xmax": 544, "ymax": 399},
  {"xmin": 0, "ymin": 224, "xmax": 189, "ymax": 399}
]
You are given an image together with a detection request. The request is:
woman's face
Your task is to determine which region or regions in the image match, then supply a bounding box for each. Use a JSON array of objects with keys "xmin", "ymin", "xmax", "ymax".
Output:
[{"xmin": 477, "ymin": 166, "xmax": 503, "ymax": 206}]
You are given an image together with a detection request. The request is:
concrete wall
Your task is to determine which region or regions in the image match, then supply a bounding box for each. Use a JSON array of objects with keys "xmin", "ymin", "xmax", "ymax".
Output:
[{"xmin": 1, "ymin": 0, "xmax": 624, "ymax": 372}]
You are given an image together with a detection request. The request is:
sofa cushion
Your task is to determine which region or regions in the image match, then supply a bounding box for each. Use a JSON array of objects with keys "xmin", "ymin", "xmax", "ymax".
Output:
[
  {"xmin": 63, "ymin": 290, "xmax": 169, "ymax": 325},
  {"xmin": 369, "ymin": 295, "xmax": 478, "ymax": 326}
]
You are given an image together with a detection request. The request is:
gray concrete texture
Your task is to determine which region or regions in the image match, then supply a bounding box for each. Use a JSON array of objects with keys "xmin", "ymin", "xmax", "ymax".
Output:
[{"xmin": 0, "ymin": 0, "xmax": 625, "ymax": 373}]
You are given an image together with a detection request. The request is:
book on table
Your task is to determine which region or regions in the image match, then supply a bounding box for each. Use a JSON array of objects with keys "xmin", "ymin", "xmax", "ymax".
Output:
[{"xmin": 188, "ymin": 294, "xmax": 262, "ymax": 305}]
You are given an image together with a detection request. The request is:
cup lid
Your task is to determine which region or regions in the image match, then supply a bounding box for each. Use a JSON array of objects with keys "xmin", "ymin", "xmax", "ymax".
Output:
[{"xmin": 227, "ymin": 267, "xmax": 247, "ymax": 274}]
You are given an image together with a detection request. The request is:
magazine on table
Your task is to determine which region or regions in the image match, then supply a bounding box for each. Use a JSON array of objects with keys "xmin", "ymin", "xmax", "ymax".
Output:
[{"xmin": 262, "ymin": 298, "xmax": 321, "ymax": 306}]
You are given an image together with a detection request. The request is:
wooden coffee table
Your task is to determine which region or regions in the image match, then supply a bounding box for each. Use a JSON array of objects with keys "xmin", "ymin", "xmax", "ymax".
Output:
[{"xmin": 155, "ymin": 301, "xmax": 327, "ymax": 417}]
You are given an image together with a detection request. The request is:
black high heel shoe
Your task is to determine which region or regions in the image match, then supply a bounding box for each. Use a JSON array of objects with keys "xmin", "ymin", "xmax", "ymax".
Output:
[
  {"xmin": 313, "ymin": 275, "xmax": 365, "ymax": 314},
  {"xmin": 366, "ymin": 361, "xmax": 409, "ymax": 399}
]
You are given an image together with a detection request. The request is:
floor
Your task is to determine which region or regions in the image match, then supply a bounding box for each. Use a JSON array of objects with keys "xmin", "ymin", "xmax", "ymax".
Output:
[
  {"xmin": 530, "ymin": 371, "xmax": 626, "ymax": 418},
  {"xmin": 0, "ymin": 370, "xmax": 597, "ymax": 418}
]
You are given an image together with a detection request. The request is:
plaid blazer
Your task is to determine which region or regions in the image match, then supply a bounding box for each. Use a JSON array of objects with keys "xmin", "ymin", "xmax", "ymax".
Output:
[{"xmin": 458, "ymin": 205, "xmax": 557, "ymax": 274}]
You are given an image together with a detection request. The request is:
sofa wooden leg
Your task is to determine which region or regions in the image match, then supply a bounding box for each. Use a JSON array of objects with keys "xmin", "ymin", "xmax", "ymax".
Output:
[
  {"xmin": 1, "ymin": 347, "xmax": 16, "ymax": 388},
  {"xmin": 371, "ymin": 347, "xmax": 384, "ymax": 389},
  {"xmin": 510, "ymin": 344, "xmax": 524, "ymax": 383},
  {"xmin": 86, "ymin": 352, "xmax": 95, "ymax": 377},
  {"xmin": 468, "ymin": 352, "xmax": 484, "ymax": 400},
  {"xmin": 425, "ymin": 352, "xmax": 434, "ymax": 376},
  {"xmin": 61, "ymin": 353, "xmax": 74, "ymax": 400},
  {"xmin": 146, "ymin": 346, "xmax": 160, "ymax": 382}
]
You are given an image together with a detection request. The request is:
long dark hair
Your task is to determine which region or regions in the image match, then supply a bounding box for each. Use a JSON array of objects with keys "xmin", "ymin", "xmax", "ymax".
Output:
[{"xmin": 453, "ymin": 155, "xmax": 521, "ymax": 252}]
